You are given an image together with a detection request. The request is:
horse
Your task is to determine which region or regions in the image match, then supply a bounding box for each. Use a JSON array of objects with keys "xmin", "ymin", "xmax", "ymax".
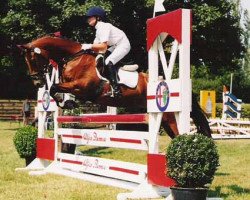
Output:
[{"xmin": 18, "ymin": 35, "xmax": 212, "ymax": 139}]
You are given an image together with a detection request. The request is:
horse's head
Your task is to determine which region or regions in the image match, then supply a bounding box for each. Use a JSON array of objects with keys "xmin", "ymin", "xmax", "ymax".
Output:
[
  {"xmin": 19, "ymin": 35, "xmax": 84, "ymax": 88},
  {"xmin": 18, "ymin": 43, "xmax": 50, "ymax": 88}
]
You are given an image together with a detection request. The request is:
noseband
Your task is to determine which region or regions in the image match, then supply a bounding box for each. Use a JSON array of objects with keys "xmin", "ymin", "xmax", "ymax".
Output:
[
  {"xmin": 29, "ymin": 71, "xmax": 47, "ymax": 83},
  {"xmin": 29, "ymin": 72, "xmax": 44, "ymax": 80}
]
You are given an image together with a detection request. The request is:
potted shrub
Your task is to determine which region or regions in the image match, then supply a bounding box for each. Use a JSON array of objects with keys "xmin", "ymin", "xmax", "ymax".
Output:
[
  {"xmin": 13, "ymin": 125, "xmax": 38, "ymax": 166},
  {"xmin": 166, "ymin": 134, "xmax": 219, "ymax": 200}
]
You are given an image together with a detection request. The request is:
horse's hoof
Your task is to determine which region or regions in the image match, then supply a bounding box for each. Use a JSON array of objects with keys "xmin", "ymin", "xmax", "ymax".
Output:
[{"xmin": 54, "ymin": 93, "xmax": 64, "ymax": 102}]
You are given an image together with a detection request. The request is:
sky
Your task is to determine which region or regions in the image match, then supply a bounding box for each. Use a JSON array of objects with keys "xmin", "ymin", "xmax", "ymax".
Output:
[
  {"xmin": 240, "ymin": 0, "xmax": 250, "ymax": 29},
  {"xmin": 241, "ymin": 0, "xmax": 250, "ymax": 14}
]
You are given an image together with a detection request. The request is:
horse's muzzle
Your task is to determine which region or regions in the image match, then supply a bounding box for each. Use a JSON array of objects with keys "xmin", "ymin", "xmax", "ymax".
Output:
[
  {"xmin": 33, "ymin": 80, "xmax": 45, "ymax": 88},
  {"xmin": 30, "ymin": 73, "xmax": 46, "ymax": 88}
]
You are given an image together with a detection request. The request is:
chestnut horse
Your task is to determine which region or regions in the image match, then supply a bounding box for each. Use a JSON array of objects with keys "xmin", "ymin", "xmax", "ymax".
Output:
[{"xmin": 18, "ymin": 35, "xmax": 211, "ymax": 138}]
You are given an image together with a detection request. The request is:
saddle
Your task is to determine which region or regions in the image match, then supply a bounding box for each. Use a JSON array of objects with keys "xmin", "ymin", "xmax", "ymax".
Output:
[{"xmin": 96, "ymin": 54, "xmax": 139, "ymax": 88}]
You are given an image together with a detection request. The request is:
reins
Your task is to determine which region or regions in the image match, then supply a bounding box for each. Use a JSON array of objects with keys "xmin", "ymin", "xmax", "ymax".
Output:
[{"xmin": 61, "ymin": 49, "xmax": 97, "ymax": 65}]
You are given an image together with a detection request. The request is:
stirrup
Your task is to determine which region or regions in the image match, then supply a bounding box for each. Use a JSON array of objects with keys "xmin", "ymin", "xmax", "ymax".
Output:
[
  {"xmin": 103, "ymin": 90, "xmax": 112, "ymax": 97},
  {"xmin": 112, "ymin": 86, "xmax": 122, "ymax": 98}
]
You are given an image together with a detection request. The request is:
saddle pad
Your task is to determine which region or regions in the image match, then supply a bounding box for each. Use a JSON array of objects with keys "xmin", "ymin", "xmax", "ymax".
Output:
[
  {"xmin": 118, "ymin": 69, "xmax": 139, "ymax": 88},
  {"xmin": 120, "ymin": 64, "xmax": 139, "ymax": 72}
]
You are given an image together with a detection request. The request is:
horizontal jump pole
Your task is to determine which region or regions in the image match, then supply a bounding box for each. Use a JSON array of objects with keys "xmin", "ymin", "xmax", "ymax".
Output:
[
  {"xmin": 57, "ymin": 114, "xmax": 148, "ymax": 124},
  {"xmin": 58, "ymin": 128, "xmax": 149, "ymax": 151},
  {"xmin": 57, "ymin": 153, "xmax": 147, "ymax": 184}
]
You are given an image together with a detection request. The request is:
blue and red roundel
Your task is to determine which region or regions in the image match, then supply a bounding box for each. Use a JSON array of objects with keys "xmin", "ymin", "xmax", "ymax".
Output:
[
  {"xmin": 42, "ymin": 91, "xmax": 50, "ymax": 111},
  {"xmin": 156, "ymin": 81, "xmax": 170, "ymax": 112}
]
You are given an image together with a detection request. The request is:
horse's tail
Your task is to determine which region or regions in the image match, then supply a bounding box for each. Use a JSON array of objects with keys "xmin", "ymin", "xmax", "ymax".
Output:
[{"xmin": 191, "ymin": 93, "xmax": 212, "ymax": 138}]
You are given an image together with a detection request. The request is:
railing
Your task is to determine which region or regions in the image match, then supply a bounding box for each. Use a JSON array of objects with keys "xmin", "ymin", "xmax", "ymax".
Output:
[
  {"xmin": 222, "ymin": 92, "xmax": 242, "ymax": 120},
  {"xmin": 0, "ymin": 100, "xmax": 36, "ymax": 120}
]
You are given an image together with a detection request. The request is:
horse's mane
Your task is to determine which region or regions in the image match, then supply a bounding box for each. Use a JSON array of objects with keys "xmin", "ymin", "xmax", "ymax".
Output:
[
  {"xmin": 31, "ymin": 35, "xmax": 81, "ymax": 55},
  {"xmin": 31, "ymin": 33, "xmax": 77, "ymax": 43}
]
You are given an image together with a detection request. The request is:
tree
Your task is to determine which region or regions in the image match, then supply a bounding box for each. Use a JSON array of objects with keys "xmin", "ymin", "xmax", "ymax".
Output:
[
  {"xmin": 0, "ymin": 0, "xmax": 88, "ymax": 98},
  {"xmin": 0, "ymin": 0, "xmax": 11, "ymax": 56},
  {"xmin": 163, "ymin": 0, "xmax": 245, "ymax": 74},
  {"xmin": 0, "ymin": 0, "xmax": 247, "ymax": 100},
  {"xmin": 162, "ymin": 0, "xmax": 248, "ymax": 102},
  {"xmin": 242, "ymin": 9, "xmax": 250, "ymax": 73}
]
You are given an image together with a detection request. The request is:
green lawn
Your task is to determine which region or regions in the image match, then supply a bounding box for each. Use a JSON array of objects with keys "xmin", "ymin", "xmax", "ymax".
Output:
[{"xmin": 0, "ymin": 121, "xmax": 249, "ymax": 200}]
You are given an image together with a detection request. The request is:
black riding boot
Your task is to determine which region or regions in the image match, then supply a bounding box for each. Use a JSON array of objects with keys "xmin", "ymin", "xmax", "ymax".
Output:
[{"xmin": 107, "ymin": 61, "xmax": 122, "ymax": 97}]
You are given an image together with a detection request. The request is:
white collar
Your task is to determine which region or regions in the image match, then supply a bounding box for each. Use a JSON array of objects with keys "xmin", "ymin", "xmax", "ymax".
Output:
[{"xmin": 95, "ymin": 21, "xmax": 103, "ymax": 29}]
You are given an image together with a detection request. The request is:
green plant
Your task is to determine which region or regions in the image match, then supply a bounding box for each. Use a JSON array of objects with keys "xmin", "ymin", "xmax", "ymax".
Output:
[
  {"xmin": 13, "ymin": 125, "xmax": 38, "ymax": 158},
  {"xmin": 166, "ymin": 134, "xmax": 219, "ymax": 188}
]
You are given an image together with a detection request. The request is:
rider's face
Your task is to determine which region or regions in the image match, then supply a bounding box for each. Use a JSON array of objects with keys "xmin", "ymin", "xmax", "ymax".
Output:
[{"xmin": 87, "ymin": 16, "xmax": 97, "ymax": 26}]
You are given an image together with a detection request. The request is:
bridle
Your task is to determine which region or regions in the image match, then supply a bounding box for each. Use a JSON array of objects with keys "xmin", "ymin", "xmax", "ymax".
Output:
[
  {"xmin": 21, "ymin": 41, "xmax": 97, "ymax": 85},
  {"xmin": 24, "ymin": 46, "xmax": 52, "ymax": 83}
]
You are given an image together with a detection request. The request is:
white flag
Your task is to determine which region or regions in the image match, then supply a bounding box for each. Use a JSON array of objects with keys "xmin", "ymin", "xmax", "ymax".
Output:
[{"xmin": 154, "ymin": 0, "xmax": 165, "ymax": 14}]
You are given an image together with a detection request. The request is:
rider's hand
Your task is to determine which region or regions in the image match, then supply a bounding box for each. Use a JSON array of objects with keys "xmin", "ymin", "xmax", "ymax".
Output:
[{"xmin": 81, "ymin": 44, "xmax": 93, "ymax": 50}]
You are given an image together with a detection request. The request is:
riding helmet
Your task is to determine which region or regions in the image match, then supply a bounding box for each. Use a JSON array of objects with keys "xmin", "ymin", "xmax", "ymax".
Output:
[{"xmin": 86, "ymin": 6, "xmax": 106, "ymax": 21}]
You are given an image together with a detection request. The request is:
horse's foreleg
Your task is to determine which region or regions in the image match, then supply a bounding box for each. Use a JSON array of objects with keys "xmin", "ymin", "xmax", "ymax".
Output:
[
  {"xmin": 50, "ymin": 82, "xmax": 79, "ymax": 109},
  {"xmin": 162, "ymin": 112, "xmax": 179, "ymax": 139},
  {"xmin": 50, "ymin": 81, "xmax": 77, "ymax": 94},
  {"xmin": 50, "ymin": 84, "xmax": 62, "ymax": 101}
]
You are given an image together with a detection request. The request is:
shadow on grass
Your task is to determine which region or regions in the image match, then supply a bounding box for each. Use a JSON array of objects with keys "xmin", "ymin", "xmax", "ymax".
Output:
[
  {"xmin": 215, "ymin": 172, "xmax": 230, "ymax": 176},
  {"xmin": 208, "ymin": 184, "xmax": 250, "ymax": 198},
  {"xmin": 78, "ymin": 147, "xmax": 113, "ymax": 157},
  {"xmin": 2, "ymin": 127, "xmax": 20, "ymax": 131}
]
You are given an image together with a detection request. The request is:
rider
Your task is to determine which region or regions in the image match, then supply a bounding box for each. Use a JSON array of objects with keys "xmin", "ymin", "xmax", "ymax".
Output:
[{"xmin": 82, "ymin": 6, "xmax": 131, "ymax": 97}]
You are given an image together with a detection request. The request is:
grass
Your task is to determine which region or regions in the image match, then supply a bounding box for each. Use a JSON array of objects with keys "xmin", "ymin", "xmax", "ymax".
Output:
[
  {"xmin": 210, "ymin": 140, "xmax": 250, "ymax": 199},
  {"xmin": 0, "ymin": 121, "xmax": 250, "ymax": 200}
]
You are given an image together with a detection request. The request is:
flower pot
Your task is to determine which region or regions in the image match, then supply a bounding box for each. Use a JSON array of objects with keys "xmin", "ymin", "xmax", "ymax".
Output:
[
  {"xmin": 170, "ymin": 187, "xmax": 208, "ymax": 200},
  {"xmin": 25, "ymin": 154, "xmax": 36, "ymax": 166}
]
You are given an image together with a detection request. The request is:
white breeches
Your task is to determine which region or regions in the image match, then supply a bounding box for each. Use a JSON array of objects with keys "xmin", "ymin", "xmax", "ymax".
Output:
[{"xmin": 105, "ymin": 37, "xmax": 131, "ymax": 65}]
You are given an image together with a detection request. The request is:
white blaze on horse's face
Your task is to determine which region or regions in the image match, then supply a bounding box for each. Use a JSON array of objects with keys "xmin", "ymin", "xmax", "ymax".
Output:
[{"xmin": 24, "ymin": 50, "xmax": 36, "ymax": 74}]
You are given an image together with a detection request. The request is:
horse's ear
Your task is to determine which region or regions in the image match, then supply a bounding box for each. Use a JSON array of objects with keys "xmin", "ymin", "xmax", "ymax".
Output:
[
  {"xmin": 17, "ymin": 44, "xmax": 30, "ymax": 52},
  {"xmin": 53, "ymin": 31, "xmax": 61, "ymax": 37},
  {"xmin": 17, "ymin": 44, "xmax": 33, "ymax": 55}
]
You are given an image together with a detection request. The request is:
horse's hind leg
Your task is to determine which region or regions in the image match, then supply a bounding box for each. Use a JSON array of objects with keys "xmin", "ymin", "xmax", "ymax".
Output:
[
  {"xmin": 161, "ymin": 94, "xmax": 212, "ymax": 138},
  {"xmin": 162, "ymin": 112, "xmax": 179, "ymax": 139},
  {"xmin": 191, "ymin": 94, "xmax": 212, "ymax": 137}
]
